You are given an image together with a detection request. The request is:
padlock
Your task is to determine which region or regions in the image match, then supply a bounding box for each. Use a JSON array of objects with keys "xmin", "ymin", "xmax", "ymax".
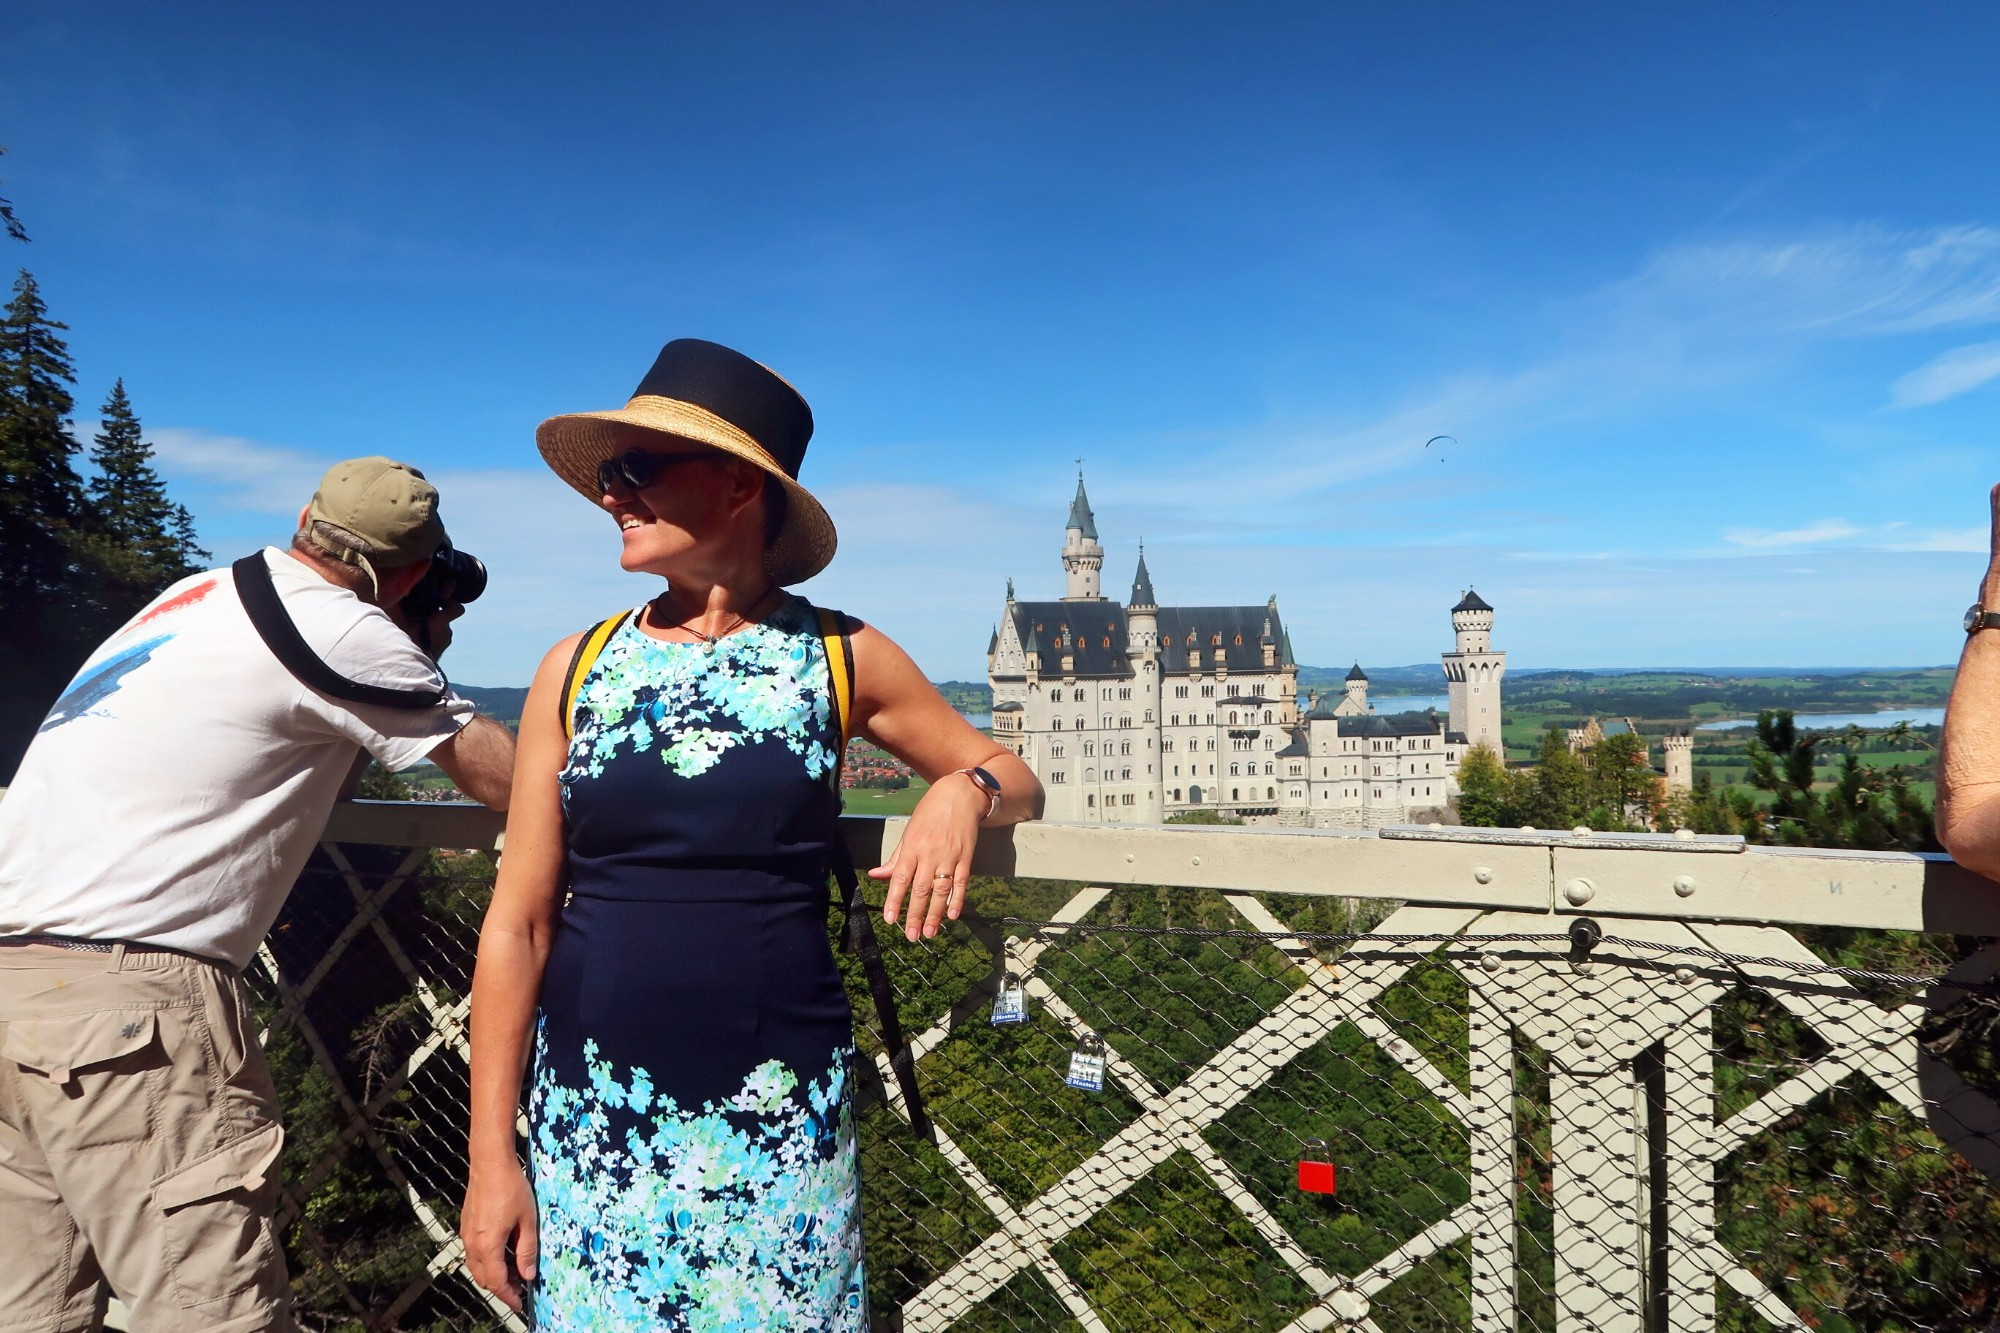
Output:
[
  {"xmin": 991, "ymin": 971, "xmax": 1027, "ymax": 1026},
  {"xmin": 1066, "ymin": 1033, "xmax": 1107, "ymax": 1092},
  {"xmin": 1297, "ymin": 1138, "xmax": 1336, "ymax": 1194}
]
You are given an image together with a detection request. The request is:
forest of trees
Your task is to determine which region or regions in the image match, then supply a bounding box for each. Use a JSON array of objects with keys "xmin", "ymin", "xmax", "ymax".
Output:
[
  {"xmin": 0, "ymin": 151, "xmax": 208, "ymax": 777},
  {"xmin": 1454, "ymin": 714, "xmax": 1937, "ymax": 852}
]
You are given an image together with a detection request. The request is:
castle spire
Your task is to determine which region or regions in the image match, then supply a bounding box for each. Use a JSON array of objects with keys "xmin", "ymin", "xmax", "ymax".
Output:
[
  {"xmin": 1130, "ymin": 542, "xmax": 1155, "ymax": 607},
  {"xmin": 1066, "ymin": 472, "xmax": 1098, "ymax": 539}
]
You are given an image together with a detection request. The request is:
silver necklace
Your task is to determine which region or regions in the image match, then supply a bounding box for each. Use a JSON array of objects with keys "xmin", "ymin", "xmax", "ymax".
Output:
[{"xmin": 654, "ymin": 588, "xmax": 777, "ymax": 652}]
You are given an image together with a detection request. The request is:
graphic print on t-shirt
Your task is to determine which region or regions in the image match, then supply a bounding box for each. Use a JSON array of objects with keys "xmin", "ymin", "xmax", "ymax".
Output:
[
  {"xmin": 38, "ymin": 635, "xmax": 171, "ymax": 733},
  {"xmin": 36, "ymin": 577, "xmax": 219, "ymax": 734}
]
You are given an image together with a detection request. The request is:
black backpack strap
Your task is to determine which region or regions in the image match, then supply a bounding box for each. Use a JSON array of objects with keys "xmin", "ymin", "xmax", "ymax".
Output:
[
  {"xmin": 828, "ymin": 832, "xmax": 934, "ymax": 1144},
  {"xmin": 231, "ymin": 554, "xmax": 446, "ymax": 711},
  {"xmin": 806, "ymin": 599, "xmax": 934, "ymax": 1145}
]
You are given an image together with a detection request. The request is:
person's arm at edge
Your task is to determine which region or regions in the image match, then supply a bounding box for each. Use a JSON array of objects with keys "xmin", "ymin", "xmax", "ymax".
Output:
[
  {"xmin": 431, "ymin": 713, "xmax": 517, "ymax": 810},
  {"xmin": 460, "ymin": 634, "xmax": 576, "ymax": 1310},
  {"xmin": 1938, "ymin": 483, "xmax": 2000, "ymax": 882},
  {"xmin": 846, "ymin": 616, "xmax": 1043, "ymax": 940}
]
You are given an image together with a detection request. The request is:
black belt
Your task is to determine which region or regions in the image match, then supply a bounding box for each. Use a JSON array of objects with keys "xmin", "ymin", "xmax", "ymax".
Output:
[
  {"xmin": 0, "ymin": 934, "xmax": 216, "ymax": 963},
  {"xmin": 828, "ymin": 840, "xmax": 934, "ymax": 1144}
]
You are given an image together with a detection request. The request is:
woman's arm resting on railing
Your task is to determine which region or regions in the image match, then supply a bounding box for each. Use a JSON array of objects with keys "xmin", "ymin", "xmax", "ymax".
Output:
[
  {"xmin": 461, "ymin": 636, "xmax": 577, "ymax": 1312},
  {"xmin": 847, "ymin": 617, "xmax": 1045, "ymax": 941},
  {"xmin": 1940, "ymin": 482, "xmax": 2000, "ymax": 883}
]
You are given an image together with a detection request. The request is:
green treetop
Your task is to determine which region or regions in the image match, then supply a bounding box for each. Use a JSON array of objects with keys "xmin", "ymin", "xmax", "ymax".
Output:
[
  {"xmin": 0, "ymin": 269, "xmax": 84, "ymax": 624},
  {"xmin": 82, "ymin": 378, "xmax": 207, "ymax": 618}
]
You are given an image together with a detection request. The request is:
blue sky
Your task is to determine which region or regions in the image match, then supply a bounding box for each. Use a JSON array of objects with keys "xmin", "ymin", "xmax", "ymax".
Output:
[{"xmin": 6, "ymin": 3, "xmax": 1998, "ymax": 685}]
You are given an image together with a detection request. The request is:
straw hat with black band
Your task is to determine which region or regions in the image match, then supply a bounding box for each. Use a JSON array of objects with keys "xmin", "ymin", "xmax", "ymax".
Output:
[{"xmin": 536, "ymin": 339, "xmax": 836, "ymax": 586}]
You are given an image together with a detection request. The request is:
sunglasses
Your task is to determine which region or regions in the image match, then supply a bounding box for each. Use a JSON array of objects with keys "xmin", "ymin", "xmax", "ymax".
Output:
[{"xmin": 596, "ymin": 448, "xmax": 718, "ymax": 495}]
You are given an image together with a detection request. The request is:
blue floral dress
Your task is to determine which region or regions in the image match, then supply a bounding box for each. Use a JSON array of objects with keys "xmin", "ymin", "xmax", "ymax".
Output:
[{"xmin": 529, "ymin": 596, "xmax": 866, "ymax": 1331}]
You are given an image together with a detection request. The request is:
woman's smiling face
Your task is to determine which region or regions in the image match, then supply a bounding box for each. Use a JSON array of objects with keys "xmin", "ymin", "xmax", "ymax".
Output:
[{"xmin": 597, "ymin": 435, "xmax": 763, "ymax": 579}]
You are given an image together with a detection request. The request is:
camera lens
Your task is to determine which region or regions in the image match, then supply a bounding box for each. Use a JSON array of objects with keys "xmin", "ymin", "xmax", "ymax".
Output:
[{"xmin": 405, "ymin": 543, "xmax": 486, "ymax": 617}]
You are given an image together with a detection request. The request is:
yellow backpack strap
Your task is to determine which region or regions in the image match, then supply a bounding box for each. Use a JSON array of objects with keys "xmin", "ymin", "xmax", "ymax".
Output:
[
  {"xmin": 814, "ymin": 605, "xmax": 855, "ymax": 790},
  {"xmin": 560, "ymin": 611, "xmax": 633, "ymax": 740}
]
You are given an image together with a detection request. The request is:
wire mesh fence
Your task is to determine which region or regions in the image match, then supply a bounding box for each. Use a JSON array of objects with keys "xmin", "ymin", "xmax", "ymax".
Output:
[{"xmin": 247, "ymin": 837, "xmax": 2000, "ymax": 1331}]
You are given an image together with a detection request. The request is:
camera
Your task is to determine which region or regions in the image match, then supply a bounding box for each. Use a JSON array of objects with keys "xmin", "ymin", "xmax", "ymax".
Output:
[{"xmin": 403, "ymin": 540, "xmax": 487, "ymax": 620}]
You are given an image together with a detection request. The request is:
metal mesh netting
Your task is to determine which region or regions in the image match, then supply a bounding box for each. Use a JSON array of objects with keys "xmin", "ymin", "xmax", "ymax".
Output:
[{"xmin": 250, "ymin": 842, "xmax": 2000, "ymax": 1331}]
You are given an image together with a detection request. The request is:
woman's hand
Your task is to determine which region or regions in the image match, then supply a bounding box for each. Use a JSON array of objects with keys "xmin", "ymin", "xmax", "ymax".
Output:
[
  {"xmin": 871, "ymin": 772, "xmax": 985, "ymax": 941},
  {"xmin": 462, "ymin": 1161, "xmax": 539, "ymax": 1313}
]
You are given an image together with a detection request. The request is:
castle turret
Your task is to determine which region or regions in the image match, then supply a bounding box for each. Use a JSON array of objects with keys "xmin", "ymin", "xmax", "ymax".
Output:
[
  {"xmin": 1126, "ymin": 546, "xmax": 1158, "ymax": 652},
  {"xmin": 1061, "ymin": 473, "xmax": 1105, "ymax": 601},
  {"xmin": 1663, "ymin": 731, "xmax": 1693, "ymax": 791},
  {"xmin": 1443, "ymin": 589, "xmax": 1506, "ymax": 753},
  {"xmin": 1344, "ymin": 664, "xmax": 1369, "ymax": 713}
]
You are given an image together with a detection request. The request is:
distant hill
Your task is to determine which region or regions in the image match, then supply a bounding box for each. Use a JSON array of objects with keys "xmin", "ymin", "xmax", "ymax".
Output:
[{"xmin": 456, "ymin": 685, "xmax": 528, "ymax": 728}]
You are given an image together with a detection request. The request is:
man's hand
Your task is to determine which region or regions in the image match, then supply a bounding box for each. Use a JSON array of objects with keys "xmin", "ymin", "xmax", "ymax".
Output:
[{"xmin": 386, "ymin": 600, "xmax": 464, "ymax": 660}]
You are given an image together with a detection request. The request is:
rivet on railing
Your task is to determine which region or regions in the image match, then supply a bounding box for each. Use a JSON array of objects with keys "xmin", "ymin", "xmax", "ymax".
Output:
[
  {"xmin": 1480, "ymin": 952, "xmax": 1502, "ymax": 973},
  {"xmin": 1673, "ymin": 875, "xmax": 1697, "ymax": 897},
  {"xmin": 1564, "ymin": 877, "xmax": 1596, "ymax": 906},
  {"xmin": 1191, "ymin": 856, "xmax": 1202, "ymax": 866},
  {"xmin": 1125, "ymin": 853, "xmax": 1135, "ymax": 863},
  {"xmin": 1572, "ymin": 825, "xmax": 1591, "ymax": 837},
  {"xmin": 1576, "ymin": 1028, "xmax": 1597, "ymax": 1048},
  {"xmin": 1673, "ymin": 826, "xmax": 1696, "ymax": 841},
  {"xmin": 1673, "ymin": 966, "xmax": 1695, "ymax": 984},
  {"xmin": 1472, "ymin": 865, "xmax": 1493, "ymax": 885}
]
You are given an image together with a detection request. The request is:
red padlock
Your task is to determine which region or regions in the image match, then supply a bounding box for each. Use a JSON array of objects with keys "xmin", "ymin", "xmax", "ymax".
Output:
[{"xmin": 1297, "ymin": 1138, "xmax": 1336, "ymax": 1194}]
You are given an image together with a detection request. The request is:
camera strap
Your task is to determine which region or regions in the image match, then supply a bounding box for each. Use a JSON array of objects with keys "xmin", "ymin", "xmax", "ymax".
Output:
[{"xmin": 231, "ymin": 554, "xmax": 448, "ymax": 710}]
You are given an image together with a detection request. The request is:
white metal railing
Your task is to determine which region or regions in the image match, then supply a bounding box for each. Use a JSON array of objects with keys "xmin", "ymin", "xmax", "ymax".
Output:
[{"xmin": 123, "ymin": 804, "xmax": 2000, "ymax": 1329}]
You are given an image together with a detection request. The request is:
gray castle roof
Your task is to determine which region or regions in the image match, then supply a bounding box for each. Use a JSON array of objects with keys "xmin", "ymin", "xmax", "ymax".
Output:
[
  {"xmin": 1453, "ymin": 589, "xmax": 1493, "ymax": 614},
  {"xmin": 1276, "ymin": 732, "xmax": 1310, "ymax": 758},
  {"xmin": 1000, "ymin": 600, "xmax": 1292, "ymax": 679},
  {"xmin": 1335, "ymin": 713, "xmax": 1448, "ymax": 738},
  {"xmin": 1130, "ymin": 549, "xmax": 1155, "ymax": 606},
  {"xmin": 1066, "ymin": 476, "xmax": 1098, "ymax": 539},
  {"xmin": 1345, "ymin": 663, "xmax": 1368, "ymax": 682}
]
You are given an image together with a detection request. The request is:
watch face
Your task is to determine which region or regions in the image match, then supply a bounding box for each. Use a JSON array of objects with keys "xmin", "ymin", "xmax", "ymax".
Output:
[{"xmin": 1969, "ymin": 605, "xmax": 1986, "ymax": 633}]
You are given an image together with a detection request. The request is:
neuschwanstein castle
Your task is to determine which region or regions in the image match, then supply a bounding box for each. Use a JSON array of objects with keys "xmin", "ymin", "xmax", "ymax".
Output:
[{"xmin": 987, "ymin": 476, "xmax": 1508, "ymax": 826}]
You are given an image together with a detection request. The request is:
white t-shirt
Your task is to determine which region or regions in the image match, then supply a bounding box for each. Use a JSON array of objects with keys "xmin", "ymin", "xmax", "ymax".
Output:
[{"xmin": 0, "ymin": 548, "xmax": 477, "ymax": 968}]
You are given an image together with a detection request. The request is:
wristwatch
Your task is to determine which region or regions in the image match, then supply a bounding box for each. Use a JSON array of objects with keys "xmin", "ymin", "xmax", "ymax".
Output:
[
  {"xmin": 1967, "ymin": 604, "xmax": 2000, "ymax": 634},
  {"xmin": 954, "ymin": 765, "xmax": 1002, "ymax": 820}
]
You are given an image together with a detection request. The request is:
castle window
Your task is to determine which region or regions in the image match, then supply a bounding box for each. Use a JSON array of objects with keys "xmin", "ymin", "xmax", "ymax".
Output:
[
  {"xmin": 1169, "ymin": 715, "xmax": 1178, "ymax": 727},
  {"xmin": 1122, "ymin": 793, "xmax": 1135, "ymax": 806},
  {"xmin": 1201, "ymin": 685, "xmax": 1215, "ymax": 698},
  {"xmin": 1120, "ymin": 742, "xmax": 1131, "ymax": 756},
  {"xmin": 1085, "ymin": 768, "xmax": 1095, "ymax": 781},
  {"xmin": 1228, "ymin": 712, "xmax": 1237, "ymax": 725},
  {"xmin": 1227, "ymin": 683, "xmax": 1240, "ymax": 697},
  {"xmin": 1264, "ymin": 738, "xmax": 1274, "ymax": 750},
  {"xmin": 1174, "ymin": 685, "xmax": 1189, "ymax": 699},
  {"xmin": 1119, "ymin": 688, "xmax": 1131, "ymax": 700},
  {"xmin": 1234, "ymin": 634, "xmax": 1243, "ymax": 646},
  {"xmin": 1083, "ymin": 741, "xmax": 1094, "ymax": 756},
  {"xmin": 1053, "ymin": 718, "xmax": 1062, "ymax": 730},
  {"xmin": 1264, "ymin": 710, "xmax": 1273, "ymax": 724},
  {"xmin": 1051, "ymin": 744, "xmax": 1065, "ymax": 758},
  {"xmin": 1086, "ymin": 794, "xmax": 1094, "ymax": 806},
  {"xmin": 1230, "ymin": 763, "xmax": 1239, "ymax": 776},
  {"xmin": 1143, "ymin": 710, "xmax": 1153, "ymax": 722},
  {"xmin": 1211, "ymin": 634, "xmax": 1222, "ymax": 646},
  {"xmin": 1075, "ymin": 716, "xmax": 1084, "ymax": 730},
  {"xmin": 1121, "ymin": 768, "xmax": 1131, "ymax": 781},
  {"xmin": 1267, "ymin": 787, "xmax": 1274, "ymax": 799},
  {"xmin": 1050, "ymin": 772, "xmax": 1065, "ymax": 783},
  {"xmin": 1102, "ymin": 637, "xmax": 1111, "ymax": 649},
  {"xmin": 1231, "ymin": 788, "xmax": 1239, "ymax": 800}
]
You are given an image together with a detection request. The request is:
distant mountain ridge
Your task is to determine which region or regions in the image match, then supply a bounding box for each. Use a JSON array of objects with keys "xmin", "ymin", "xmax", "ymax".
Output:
[{"xmin": 453, "ymin": 665, "xmax": 1957, "ymax": 725}]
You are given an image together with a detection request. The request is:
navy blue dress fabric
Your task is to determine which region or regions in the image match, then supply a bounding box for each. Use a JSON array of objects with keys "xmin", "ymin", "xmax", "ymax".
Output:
[{"xmin": 528, "ymin": 597, "xmax": 866, "ymax": 1330}]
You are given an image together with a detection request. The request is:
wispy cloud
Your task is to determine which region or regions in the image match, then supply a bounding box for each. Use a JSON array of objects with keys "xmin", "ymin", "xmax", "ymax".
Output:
[
  {"xmin": 1888, "ymin": 339, "xmax": 2000, "ymax": 408},
  {"xmin": 147, "ymin": 427, "xmax": 326, "ymax": 513},
  {"xmin": 1721, "ymin": 520, "xmax": 1863, "ymax": 550},
  {"xmin": 1600, "ymin": 225, "xmax": 2000, "ymax": 339}
]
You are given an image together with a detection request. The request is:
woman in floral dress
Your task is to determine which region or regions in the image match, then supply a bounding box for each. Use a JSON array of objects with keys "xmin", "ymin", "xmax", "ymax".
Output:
[{"xmin": 459, "ymin": 339, "xmax": 1040, "ymax": 1330}]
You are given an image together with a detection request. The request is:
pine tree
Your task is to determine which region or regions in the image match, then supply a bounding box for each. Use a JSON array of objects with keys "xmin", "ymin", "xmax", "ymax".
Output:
[
  {"xmin": 80, "ymin": 378, "xmax": 208, "ymax": 623},
  {"xmin": 0, "ymin": 269, "xmax": 85, "ymax": 622},
  {"xmin": 0, "ymin": 147, "xmax": 26, "ymax": 244},
  {"xmin": 0, "ymin": 268, "xmax": 88, "ymax": 775}
]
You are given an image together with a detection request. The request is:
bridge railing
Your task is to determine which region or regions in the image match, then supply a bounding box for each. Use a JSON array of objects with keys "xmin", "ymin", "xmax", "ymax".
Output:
[{"xmin": 225, "ymin": 802, "xmax": 2000, "ymax": 1331}]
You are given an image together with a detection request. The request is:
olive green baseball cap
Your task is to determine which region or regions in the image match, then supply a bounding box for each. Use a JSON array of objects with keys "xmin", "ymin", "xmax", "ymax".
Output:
[{"xmin": 303, "ymin": 457, "xmax": 447, "ymax": 590}]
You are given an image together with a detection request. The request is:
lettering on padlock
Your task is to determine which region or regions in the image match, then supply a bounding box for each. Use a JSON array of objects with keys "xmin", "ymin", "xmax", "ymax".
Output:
[
  {"xmin": 991, "ymin": 972, "xmax": 1027, "ymax": 1026},
  {"xmin": 1297, "ymin": 1138, "xmax": 1337, "ymax": 1195},
  {"xmin": 1066, "ymin": 1034, "xmax": 1107, "ymax": 1092}
]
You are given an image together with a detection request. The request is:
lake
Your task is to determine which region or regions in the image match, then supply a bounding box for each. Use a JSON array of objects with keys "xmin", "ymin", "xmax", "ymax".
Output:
[{"xmin": 1697, "ymin": 707, "xmax": 1945, "ymax": 732}]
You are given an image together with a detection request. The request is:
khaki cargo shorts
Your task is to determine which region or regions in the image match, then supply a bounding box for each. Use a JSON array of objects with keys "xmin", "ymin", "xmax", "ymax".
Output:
[{"xmin": 0, "ymin": 941, "xmax": 295, "ymax": 1333}]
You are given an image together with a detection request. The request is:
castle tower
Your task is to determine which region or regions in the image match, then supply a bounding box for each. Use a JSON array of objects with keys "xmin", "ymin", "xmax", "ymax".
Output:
[
  {"xmin": 1340, "ymin": 664, "xmax": 1369, "ymax": 715},
  {"xmin": 1126, "ymin": 547, "xmax": 1166, "ymax": 818},
  {"xmin": 1443, "ymin": 589, "xmax": 1506, "ymax": 753},
  {"xmin": 1663, "ymin": 732, "xmax": 1693, "ymax": 791},
  {"xmin": 1061, "ymin": 472, "xmax": 1105, "ymax": 601}
]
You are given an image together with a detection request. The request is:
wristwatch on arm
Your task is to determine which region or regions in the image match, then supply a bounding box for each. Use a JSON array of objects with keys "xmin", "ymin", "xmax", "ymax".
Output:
[
  {"xmin": 952, "ymin": 765, "xmax": 1002, "ymax": 820},
  {"xmin": 1966, "ymin": 604, "xmax": 2000, "ymax": 634}
]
